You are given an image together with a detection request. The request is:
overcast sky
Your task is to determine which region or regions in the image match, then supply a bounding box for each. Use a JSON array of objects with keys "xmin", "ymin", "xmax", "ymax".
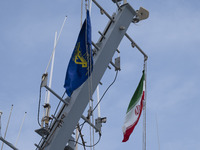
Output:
[{"xmin": 0, "ymin": 0, "xmax": 200, "ymax": 150}]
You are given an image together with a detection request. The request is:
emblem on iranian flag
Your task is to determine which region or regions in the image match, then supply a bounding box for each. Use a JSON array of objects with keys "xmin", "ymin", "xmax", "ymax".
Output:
[{"xmin": 135, "ymin": 105, "xmax": 141, "ymax": 116}]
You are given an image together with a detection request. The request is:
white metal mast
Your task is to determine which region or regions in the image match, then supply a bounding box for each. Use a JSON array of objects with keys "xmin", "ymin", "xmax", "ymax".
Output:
[
  {"xmin": 43, "ymin": 31, "xmax": 57, "ymax": 127},
  {"xmin": 42, "ymin": 16, "xmax": 67, "ymax": 128},
  {"xmin": 46, "ymin": 31, "xmax": 57, "ymax": 105}
]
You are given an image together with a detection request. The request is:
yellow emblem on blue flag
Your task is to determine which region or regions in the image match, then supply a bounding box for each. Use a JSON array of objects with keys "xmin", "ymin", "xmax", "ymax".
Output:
[
  {"xmin": 64, "ymin": 10, "xmax": 93, "ymax": 97},
  {"xmin": 74, "ymin": 42, "xmax": 87, "ymax": 68}
]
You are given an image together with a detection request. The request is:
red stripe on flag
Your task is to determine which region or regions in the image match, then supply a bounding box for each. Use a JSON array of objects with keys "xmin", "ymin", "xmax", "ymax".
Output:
[{"xmin": 122, "ymin": 91, "xmax": 145, "ymax": 142}]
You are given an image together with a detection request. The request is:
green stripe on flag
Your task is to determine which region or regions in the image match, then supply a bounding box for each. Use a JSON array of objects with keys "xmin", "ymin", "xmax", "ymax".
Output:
[{"xmin": 126, "ymin": 71, "xmax": 145, "ymax": 113}]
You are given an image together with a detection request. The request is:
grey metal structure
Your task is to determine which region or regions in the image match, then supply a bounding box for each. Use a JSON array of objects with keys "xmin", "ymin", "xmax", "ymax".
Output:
[
  {"xmin": 35, "ymin": 3, "xmax": 146, "ymax": 150},
  {"xmin": 0, "ymin": 112, "xmax": 18, "ymax": 150},
  {"xmin": 0, "ymin": 137, "xmax": 18, "ymax": 150}
]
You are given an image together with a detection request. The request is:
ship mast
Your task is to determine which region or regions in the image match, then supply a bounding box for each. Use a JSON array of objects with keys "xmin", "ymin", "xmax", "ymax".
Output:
[{"xmin": 35, "ymin": 1, "xmax": 149, "ymax": 150}]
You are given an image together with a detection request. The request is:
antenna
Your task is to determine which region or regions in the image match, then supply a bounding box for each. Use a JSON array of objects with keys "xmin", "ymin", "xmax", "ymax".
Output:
[
  {"xmin": 44, "ymin": 16, "xmax": 67, "ymax": 74},
  {"xmin": 36, "ymin": 16, "xmax": 67, "ymax": 137},
  {"xmin": 156, "ymin": 113, "xmax": 161, "ymax": 150},
  {"xmin": 42, "ymin": 31, "xmax": 57, "ymax": 128},
  {"xmin": 0, "ymin": 112, "xmax": 2, "ymax": 137},
  {"xmin": 42, "ymin": 16, "xmax": 67, "ymax": 127},
  {"xmin": 96, "ymin": 85, "xmax": 101, "ymax": 118},
  {"xmin": 1, "ymin": 104, "xmax": 13, "ymax": 150},
  {"xmin": 0, "ymin": 108, "xmax": 18, "ymax": 150},
  {"xmin": 15, "ymin": 112, "xmax": 27, "ymax": 147}
]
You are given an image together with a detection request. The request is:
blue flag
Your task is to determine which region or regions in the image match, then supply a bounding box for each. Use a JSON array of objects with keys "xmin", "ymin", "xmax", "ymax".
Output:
[{"xmin": 64, "ymin": 10, "xmax": 93, "ymax": 97}]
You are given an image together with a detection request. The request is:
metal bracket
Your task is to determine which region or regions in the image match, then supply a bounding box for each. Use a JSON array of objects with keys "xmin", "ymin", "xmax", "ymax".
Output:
[
  {"xmin": 112, "ymin": 0, "xmax": 122, "ymax": 2},
  {"xmin": 65, "ymin": 136, "xmax": 75, "ymax": 150},
  {"xmin": 92, "ymin": 0, "xmax": 115, "ymax": 22},
  {"xmin": 0, "ymin": 137, "xmax": 18, "ymax": 150},
  {"xmin": 95, "ymin": 117, "xmax": 107, "ymax": 133},
  {"xmin": 34, "ymin": 144, "xmax": 42, "ymax": 150},
  {"xmin": 44, "ymin": 85, "xmax": 69, "ymax": 106},
  {"xmin": 98, "ymin": 31, "xmax": 106, "ymax": 39},
  {"xmin": 125, "ymin": 33, "xmax": 148, "ymax": 59},
  {"xmin": 110, "ymin": 56, "xmax": 121, "ymax": 71},
  {"xmin": 133, "ymin": 7, "xmax": 149, "ymax": 23},
  {"xmin": 41, "ymin": 73, "xmax": 48, "ymax": 87},
  {"xmin": 81, "ymin": 115, "xmax": 101, "ymax": 134},
  {"xmin": 114, "ymin": 56, "xmax": 121, "ymax": 71},
  {"xmin": 35, "ymin": 127, "xmax": 50, "ymax": 137}
]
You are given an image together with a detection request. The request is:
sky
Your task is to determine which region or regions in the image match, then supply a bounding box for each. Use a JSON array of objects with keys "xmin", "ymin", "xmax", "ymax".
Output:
[{"xmin": 0, "ymin": 0, "xmax": 200, "ymax": 150}]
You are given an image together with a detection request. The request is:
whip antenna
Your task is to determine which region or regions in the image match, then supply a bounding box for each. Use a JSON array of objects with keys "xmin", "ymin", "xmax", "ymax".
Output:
[
  {"xmin": 1, "ymin": 104, "xmax": 13, "ymax": 150},
  {"xmin": 15, "ymin": 112, "xmax": 27, "ymax": 147}
]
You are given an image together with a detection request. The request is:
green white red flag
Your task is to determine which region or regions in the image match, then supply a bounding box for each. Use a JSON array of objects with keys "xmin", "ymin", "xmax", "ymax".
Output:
[{"xmin": 122, "ymin": 71, "xmax": 145, "ymax": 142}]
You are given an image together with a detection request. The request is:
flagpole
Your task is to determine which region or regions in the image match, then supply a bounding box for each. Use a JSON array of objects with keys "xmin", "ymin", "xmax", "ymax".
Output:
[{"xmin": 143, "ymin": 57, "xmax": 147, "ymax": 150}]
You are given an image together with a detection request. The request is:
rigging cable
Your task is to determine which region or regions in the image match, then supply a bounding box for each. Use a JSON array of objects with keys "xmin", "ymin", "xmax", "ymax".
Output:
[
  {"xmin": 88, "ymin": 2, "xmax": 95, "ymax": 148},
  {"xmin": 49, "ymin": 91, "xmax": 66, "ymax": 127},
  {"xmin": 74, "ymin": 70, "xmax": 118, "ymax": 149},
  {"xmin": 75, "ymin": 70, "xmax": 119, "ymax": 149},
  {"xmin": 38, "ymin": 81, "xmax": 66, "ymax": 127},
  {"xmin": 77, "ymin": 121, "xmax": 86, "ymax": 129},
  {"xmin": 75, "ymin": 1, "xmax": 84, "ymax": 149},
  {"xmin": 77, "ymin": 123, "xmax": 86, "ymax": 150},
  {"xmin": 74, "ymin": 121, "xmax": 86, "ymax": 150},
  {"xmin": 92, "ymin": 70, "xmax": 119, "ymax": 113},
  {"xmin": 53, "ymin": 92, "xmax": 65, "ymax": 116},
  {"xmin": 84, "ymin": 1, "xmax": 94, "ymax": 149},
  {"xmin": 70, "ymin": 133, "xmax": 101, "ymax": 148}
]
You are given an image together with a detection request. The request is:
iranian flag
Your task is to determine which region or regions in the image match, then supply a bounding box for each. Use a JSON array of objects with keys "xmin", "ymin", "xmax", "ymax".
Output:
[{"xmin": 122, "ymin": 71, "xmax": 145, "ymax": 142}]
